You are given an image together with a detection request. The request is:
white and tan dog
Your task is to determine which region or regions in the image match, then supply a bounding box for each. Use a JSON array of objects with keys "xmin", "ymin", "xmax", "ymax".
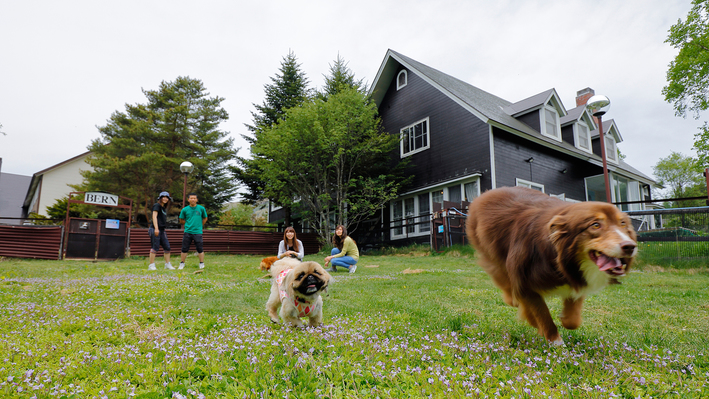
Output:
[{"xmin": 266, "ymin": 257, "xmax": 331, "ymax": 327}]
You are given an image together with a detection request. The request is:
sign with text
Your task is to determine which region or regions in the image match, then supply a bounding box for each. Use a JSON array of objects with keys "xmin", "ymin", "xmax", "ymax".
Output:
[
  {"xmin": 85, "ymin": 192, "xmax": 119, "ymax": 207},
  {"xmin": 105, "ymin": 219, "xmax": 120, "ymax": 229}
]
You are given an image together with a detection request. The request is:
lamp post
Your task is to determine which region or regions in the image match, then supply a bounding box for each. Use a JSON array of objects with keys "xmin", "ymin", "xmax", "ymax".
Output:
[
  {"xmin": 179, "ymin": 161, "xmax": 194, "ymax": 209},
  {"xmin": 586, "ymin": 95, "xmax": 612, "ymax": 203}
]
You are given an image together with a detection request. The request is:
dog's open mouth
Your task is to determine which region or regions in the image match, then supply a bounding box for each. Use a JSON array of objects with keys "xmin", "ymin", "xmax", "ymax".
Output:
[
  {"xmin": 589, "ymin": 250, "xmax": 628, "ymax": 276},
  {"xmin": 305, "ymin": 284, "xmax": 318, "ymax": 294}
]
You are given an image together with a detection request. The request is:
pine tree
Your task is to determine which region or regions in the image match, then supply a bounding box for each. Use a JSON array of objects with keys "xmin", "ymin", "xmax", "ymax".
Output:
[
  {"xmin": 236, "ymin": 51, "xmax": 310, "ymax": 208},
  {"xmin": 317, "ymin": 54, "xmax": 366, "ymax": 100},
  {"xmin": 83, "ymin": 76, "xmax": 237, "ymax": 221}
]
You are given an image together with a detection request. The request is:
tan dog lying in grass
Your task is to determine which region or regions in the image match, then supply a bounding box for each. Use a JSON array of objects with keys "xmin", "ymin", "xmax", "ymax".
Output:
[{"xmin": 266, "ymin": 257, "xmax": 331, "ymax": 327}]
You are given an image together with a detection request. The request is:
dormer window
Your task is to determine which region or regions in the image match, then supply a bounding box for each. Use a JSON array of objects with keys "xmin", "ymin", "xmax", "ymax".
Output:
[
  {"xmin": 541, "ymin": 102, "xmax": 561, "ymax": 141},
  {"xmin": 576, "ymin": 121, "xmax": 591, "ymax": 152},
  {"xmin": 397, "ymin": 70, "xmax": 408, "ymax": 90},
  {"xmin": 605, "ymin": 136, "xmax": 618, "ymax": 163}
]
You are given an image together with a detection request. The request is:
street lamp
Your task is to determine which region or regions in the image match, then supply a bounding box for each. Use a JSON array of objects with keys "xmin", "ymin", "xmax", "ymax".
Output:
[
  {"xmin": 586, "ymin": 95, "xmax": 612, "ymax": 203},
  {"xmin": 180, "ymin": 161, "xmax": 194, "ymax": 208}
]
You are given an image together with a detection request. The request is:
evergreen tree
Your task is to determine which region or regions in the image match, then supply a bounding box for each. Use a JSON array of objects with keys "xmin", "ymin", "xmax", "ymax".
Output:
[
  {"xmin": 317, "ymin": 54, "xmax": 366, "ymax": 100},
  {"xmin": 83, "ymin": 76, "xmax": 237, "ymax": 221},
  {"xmin": 236, "ymin": 51, "xmax": 310, "ymax": 217}
]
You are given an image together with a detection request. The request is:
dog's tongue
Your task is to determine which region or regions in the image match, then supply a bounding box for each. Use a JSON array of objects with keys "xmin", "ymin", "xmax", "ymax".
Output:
[{"xmin": 595, "ymin": 253, "xmax": 621, "ymax": 271}]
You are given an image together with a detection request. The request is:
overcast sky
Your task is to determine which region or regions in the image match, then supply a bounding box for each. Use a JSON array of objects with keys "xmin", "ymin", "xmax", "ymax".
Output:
[{"xmin": 0, "ymin": 0, "xmax": 702, "ymax": 187}]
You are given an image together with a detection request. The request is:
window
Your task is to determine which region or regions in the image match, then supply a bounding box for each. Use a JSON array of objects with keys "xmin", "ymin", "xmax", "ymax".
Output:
[
  {"xmin": 404, "ymin": 197, "xmax": 415, "ymax": 233},
  {"xmin": 576, "ymin": 122, "xmax": 591, "ymax": 152},
  {"xmin": 392, "ymin": 201, "xmax": 403, "ymax": 236},
  {"xmin": 463, "ymin": 181, "xmax": 479, "ymax": 202},
  {"xmin": 397, "ymin": 70, "xmax": 408, "ymax": 90},
  {"xmin": 418, "ymin": 194, "xmax": 430, "ymax": 233},
  {"xmin": 516, "ymin": 178, "xmax": 545, "ymax": 192},
  {"xmin": 605, "ymin": 136, "xmax": 618, "ymax": 163},
  {"xmin": 390, "ymin": 178, "xmax": 480, "ymax": 239},
  {"xmin": 401, "ymin": 117, "xmax": 430, "ymax": 157},
  {"xmin": 447, "ymin": 184, "xmax": 462, "ymax": 203},
  {"xmin": 541, "ymin": 102, "xmax": 561, "ymax": 141}
]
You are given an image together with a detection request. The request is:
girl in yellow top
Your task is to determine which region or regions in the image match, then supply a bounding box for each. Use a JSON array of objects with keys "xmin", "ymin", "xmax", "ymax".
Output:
[{"xmin": 324, "ymin": 225, "xmax": 359, "ymax": 274}]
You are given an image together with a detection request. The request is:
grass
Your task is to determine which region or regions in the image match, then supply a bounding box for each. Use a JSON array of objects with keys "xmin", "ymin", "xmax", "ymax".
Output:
[{"xmin": 0, "ymin": 250, "xmax": 707, "ymax": 398}]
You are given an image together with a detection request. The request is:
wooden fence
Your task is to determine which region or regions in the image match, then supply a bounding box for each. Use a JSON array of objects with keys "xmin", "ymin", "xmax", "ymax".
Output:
[{"xmin": 0, "ymin": 225, "xmax": 321, "ymax": 260}]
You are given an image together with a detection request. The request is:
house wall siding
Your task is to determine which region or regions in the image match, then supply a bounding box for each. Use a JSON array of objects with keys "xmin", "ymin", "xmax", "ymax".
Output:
[
  {"xmin": 492, "ymin": 128, "xmax": 600, "ymax": 201},
  {"xmin": 516, "ymin": 111, "xmax": 540, "ymax": 133},
  {"xmin": 378, "ymin": 66, "xmax": 492, "ymax": 192},
  {"xmin": 561, "ymin": 125, "xmax": 575, "ymax": 146},
  {"xmin": 38, "ymin": 154, "xmax": 93, "ymax": 216}
]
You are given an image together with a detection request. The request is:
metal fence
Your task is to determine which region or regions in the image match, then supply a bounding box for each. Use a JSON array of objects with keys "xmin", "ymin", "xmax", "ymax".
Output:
[
  {"xmin": 626, "ymin": 207, "xmax": 709, "ymax": 261},
  {"xmin": 351, "ymin": 204, "xmax": 709, "ymax": 261}
]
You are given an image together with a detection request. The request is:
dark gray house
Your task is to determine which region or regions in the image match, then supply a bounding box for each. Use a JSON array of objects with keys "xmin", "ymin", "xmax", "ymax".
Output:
[{"xmin": 369, "ymin": 50, "xmax": 655, "ymax": 244}]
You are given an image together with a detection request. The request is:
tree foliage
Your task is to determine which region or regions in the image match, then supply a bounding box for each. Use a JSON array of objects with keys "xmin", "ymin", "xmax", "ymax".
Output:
[
  {"xmin": 653, "ymin": 151, "xmax": 707, "ymax": 206},
  {"xmin": 236, "ymin": 51, "xmax": 310, "ymax": 204},
  {"xmin": 216, "ymin": 203, "xmax": 271, "ymax": 231},
  {"xmin": 251, "ymin": 87, "xmax": 408, "ymax": 243},
  {"xmin": 83, "ymin": 77, "xmax": 237, "ymax": 221},
  {"xmin": 663, "ymin": 0, "xmax": 709, "ymax": 119}
]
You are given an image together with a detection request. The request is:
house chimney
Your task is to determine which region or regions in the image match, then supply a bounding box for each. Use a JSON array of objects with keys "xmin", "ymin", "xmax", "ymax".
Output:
[{"xmin": 576, "ymin": 87, "xmax": 595, "ymax": 107}]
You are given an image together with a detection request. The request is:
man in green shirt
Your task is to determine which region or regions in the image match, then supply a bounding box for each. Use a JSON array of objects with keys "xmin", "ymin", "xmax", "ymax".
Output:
[{"xmin": 179, "ymin": 193, "xmax": 208, "ymax": 269}]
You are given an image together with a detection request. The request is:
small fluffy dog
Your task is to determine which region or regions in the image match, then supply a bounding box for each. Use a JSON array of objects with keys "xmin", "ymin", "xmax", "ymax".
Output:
[
  {"xmin": 466, "ymin": 186, "xmax": 637, "ymax": 345},
  {"xmin": 260, "ymin": 256, "xmax": 279, "ymax": 271},
  {"xmin": 266, "ymin": 257, "xmax": 331, "ymax": 327}
]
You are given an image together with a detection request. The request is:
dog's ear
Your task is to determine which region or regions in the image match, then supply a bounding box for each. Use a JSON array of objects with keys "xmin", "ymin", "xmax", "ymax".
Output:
[{"xmin": 548, "ymin": 214, "xmax": 568, "ymax": 245}]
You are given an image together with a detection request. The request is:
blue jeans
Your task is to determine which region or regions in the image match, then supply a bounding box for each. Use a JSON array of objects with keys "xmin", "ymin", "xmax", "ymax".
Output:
[{"xmin": 330, "ymin": 248, "xmax": 357, "ymax": 270}]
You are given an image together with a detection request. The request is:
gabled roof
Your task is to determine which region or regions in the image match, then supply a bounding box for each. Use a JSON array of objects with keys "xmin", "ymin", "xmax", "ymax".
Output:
[
  {"xmin": 22, "ymin": 151, "xmax": 92, "ymax": 210},
  {"xmin": 590, "ymin": 119, "xmax": 623, "ymax": 142},
  {"xmin": 0, "ymin": 172, "xmax": 32, "ymax": 220},
  {"xmin": 560, "ymin": 105, "xmax": 596, "ymax": 129},
  {"xmin": 368, "ymin": 49, "xmax": 652, "ymax": 184},
  {"xmin": 503, "ymin": 88, "xmax": 566, "ymax": 118}
]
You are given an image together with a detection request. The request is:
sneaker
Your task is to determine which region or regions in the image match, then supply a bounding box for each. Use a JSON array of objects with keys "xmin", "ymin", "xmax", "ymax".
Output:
[
  {"xmin": 325, "ymin": 267, "xmax": 336, "ymax": 273},
  {"xmin": 349, "ymin": 265, "xmax": 357, "ymax": 274},
  {"xmin": 199, "ymin": 263, "xmax": 205, "ymax": 269},
  {"xmin": 165, "ymin": 263, "xmax": 175, "ymax": 270},
  {"xmin": 148, "ymin": 264, "xmax": 157, "ymax": 271},
  {"xmin": 178, "ymin": 262, "xmax": 185, "ymax": 270}
]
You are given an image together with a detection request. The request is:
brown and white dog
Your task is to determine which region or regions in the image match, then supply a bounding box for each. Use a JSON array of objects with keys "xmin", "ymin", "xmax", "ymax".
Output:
[
  {"xmin": 266, "ymin": 257, "xmax": 331, "ymax": 327},
  {"xmin": 466, "ymin": 186, "xmax": 637, "ymax": 344}
]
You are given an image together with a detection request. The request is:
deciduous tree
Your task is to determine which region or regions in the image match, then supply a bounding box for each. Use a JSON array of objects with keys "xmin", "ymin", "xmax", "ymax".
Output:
[
  {"xmin": 653, "ymin": 151, "xmax": 707, "ymax": 206},
  {"xmin": 663, "ymin": 0, "xmax": 709, "ymax": 168},
  {"xmin": 252, "ymin": 87, "xmax": 408, "ymax": 243}
]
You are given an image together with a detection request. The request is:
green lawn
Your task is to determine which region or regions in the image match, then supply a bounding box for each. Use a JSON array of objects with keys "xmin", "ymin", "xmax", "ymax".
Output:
[{"xmin": 0, "ymin": 251, "xmax": 707, "ymax": 398}]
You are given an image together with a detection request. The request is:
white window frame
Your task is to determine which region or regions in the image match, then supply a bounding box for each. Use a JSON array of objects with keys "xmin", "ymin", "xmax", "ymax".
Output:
[
  {"xmin": 397, "ymin": 70, "xmax": 408, "ymax": 90},
  {"xmin": 540, "ymin": 102, "xmax": 561, "ymax": 141},
  {"xmin": 400, "ymin": 117, "xmax": 430, "ymax": 157},
  {"xmin": 605, "ymin": 136, "xmax": 618, "ymax": 164},
  {"xmin": 575, "ymin": 121, "xmax": 592, "ymax": 153},
  {"xmin": 516, "ymin": 178, "xmax": 545, "ymax": 193}
]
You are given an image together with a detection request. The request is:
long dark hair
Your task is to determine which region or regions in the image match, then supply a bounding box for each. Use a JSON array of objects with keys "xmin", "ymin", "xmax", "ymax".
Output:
[
  {"xmin": 283, "ymin": 226, "xmax": 299, "ymax": 252},
  {"xmin": 333, "ymin": 225, "xmax": 348, "ymax": 250}
]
